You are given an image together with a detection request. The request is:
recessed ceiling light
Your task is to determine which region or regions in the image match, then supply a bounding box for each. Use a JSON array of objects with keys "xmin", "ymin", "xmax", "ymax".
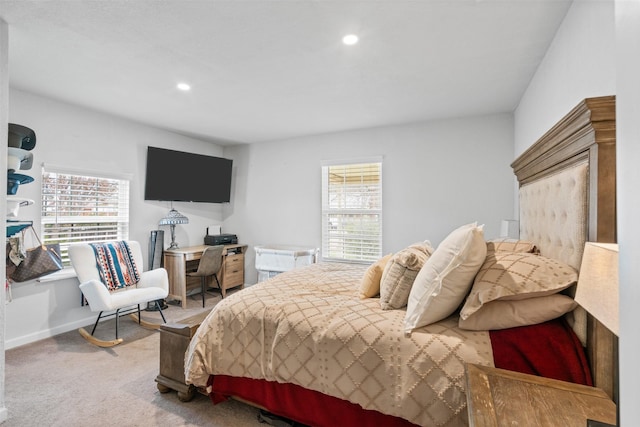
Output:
[
  {"xmin": 342, "ymin": 34, "xmax": 359, "ymax": 46},
  {"xmin": 177, "ymin": 82, "xmax": 191, "ymax": 91}
]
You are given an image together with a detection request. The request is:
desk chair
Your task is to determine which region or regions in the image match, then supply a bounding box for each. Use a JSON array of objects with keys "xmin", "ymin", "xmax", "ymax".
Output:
[{"xmin": 187, "ymin": 245, "xmax": 224, "ymax": 307}]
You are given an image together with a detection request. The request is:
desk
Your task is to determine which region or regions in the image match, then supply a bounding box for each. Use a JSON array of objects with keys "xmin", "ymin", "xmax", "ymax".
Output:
[
  {"xmin": 465, "ymin": 363, "xmax": 616, "ymax": 426},
  {"xmin": 163, "ymin": 244, "xmax": 247, "ymax": 308}
]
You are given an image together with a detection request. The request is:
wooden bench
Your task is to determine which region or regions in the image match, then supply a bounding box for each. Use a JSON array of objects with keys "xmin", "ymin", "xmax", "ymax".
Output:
[{"xmin": 155, "ymin": 310, "xmax": 210, "ymax": 401}]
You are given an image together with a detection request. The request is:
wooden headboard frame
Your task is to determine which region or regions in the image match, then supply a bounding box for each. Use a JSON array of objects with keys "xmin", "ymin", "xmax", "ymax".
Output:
[{"xmin": 511, "ymin": 96, "xmax": 617, "ymax": 400}]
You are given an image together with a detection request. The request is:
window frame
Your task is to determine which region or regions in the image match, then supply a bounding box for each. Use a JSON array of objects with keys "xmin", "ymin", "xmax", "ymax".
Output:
[
  {"xmin": 40, "ymin": 164, "xmax": 132, "ymax": 267},
  {"xmin": 321, "ymin": 157, "xmax": 383, "ymax": 264}
]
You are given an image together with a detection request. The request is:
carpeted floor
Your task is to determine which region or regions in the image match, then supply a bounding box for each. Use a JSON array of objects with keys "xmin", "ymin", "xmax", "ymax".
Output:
[{"xmin": 4, "ymin": 290, "xmax": 265, "ymax": 427}]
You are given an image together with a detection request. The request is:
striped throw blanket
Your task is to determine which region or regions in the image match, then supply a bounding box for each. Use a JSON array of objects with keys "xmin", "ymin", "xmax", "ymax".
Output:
[{"xmin": 90, "ymin": 241, "xmax": 140, "ymax": 291}]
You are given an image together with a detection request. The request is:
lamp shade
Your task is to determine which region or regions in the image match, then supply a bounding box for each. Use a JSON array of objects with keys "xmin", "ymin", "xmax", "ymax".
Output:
[
  {"xmin": 500, "ymin": 219, "xmax": 519, "ymax": 239},
  {"xmin": 575, "ymin": 242, "xmax": 619, "ymax": 336},
  {"xmin": 158, "ymin": 208, "xmax": 189, "ymax": 226}
]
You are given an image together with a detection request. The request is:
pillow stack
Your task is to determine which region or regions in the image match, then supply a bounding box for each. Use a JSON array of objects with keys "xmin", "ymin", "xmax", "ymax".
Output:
[
  {"xmin": 357, "ymin": 224, "xmax": 577, "ymax": 333},
  {"xmin": 458, "ymin": 249, "xmax": 578, "ymax": 330}
]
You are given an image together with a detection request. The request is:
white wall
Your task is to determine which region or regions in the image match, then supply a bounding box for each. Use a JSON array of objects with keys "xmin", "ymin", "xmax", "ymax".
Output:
[
  {"xmin": 0, "ymin": 18, "xmax": 9, "ymax": 424},
  {"xmin": 5, "ymin": 88, "xmax": 226, "ymax": 349},
  {"xmin": 223, "ymin": 114, "xmax": 515, "ymax": 283},
  {"xmin": 514, "ymin": 0, "xmax": 616, "ymax": 156},
  {"xmin": 615, "ymin": 1, "xmax": 640, "ymax": 424}
]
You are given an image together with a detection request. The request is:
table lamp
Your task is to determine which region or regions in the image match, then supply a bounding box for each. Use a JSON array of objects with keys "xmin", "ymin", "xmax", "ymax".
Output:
[
  {"xmin": 574, "ymin": 242, "xmax": 619, "ymax": 427},
  {"xmin": 499, "ymin": 219, "xmax": 519, "ymax": 239},
  {"xmin": 158, "ymin": 208, "xmax": 189, "ymax": 249},
  {"xmin": 575, "ymin": 242, "xmax": 619, "ymax": 336}
]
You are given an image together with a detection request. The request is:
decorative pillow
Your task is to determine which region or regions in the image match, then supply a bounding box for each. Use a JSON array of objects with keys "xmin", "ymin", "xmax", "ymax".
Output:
[
  {"xmin": 90, "ymin": 241, "xmax": 140, "ymax": 291},
  {"xmin": 404, "ymin": 222, "xmax": 486, "ymax": 332},
  {"xmin": 458, "ymin": 294, "xmax": 577, "ymax": 330},
  {"xmin": 379, "ymin": 242, "xmax": 433, "ymax": 310},
  {"xmin": 359, "ymin": 253, "xmax": 393, "ymax": 299},
  {"xmin": 486, "ymin": 238, "xmax": 538, "ymax": 254},
  {"xmin": 459, "ymin": 251, "xmax": 578, "ymax": 320}
]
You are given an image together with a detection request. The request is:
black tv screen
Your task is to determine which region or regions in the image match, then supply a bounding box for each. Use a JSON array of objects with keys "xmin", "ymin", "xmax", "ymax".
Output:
[{"xmin": 144, "ymin": 146, "xmax": 233, "ymax": 203}]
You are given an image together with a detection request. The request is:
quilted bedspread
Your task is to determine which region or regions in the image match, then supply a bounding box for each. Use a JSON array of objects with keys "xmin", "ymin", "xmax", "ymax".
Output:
[{"xmin": 185, "ymin": 262, "xmax": 495, "ymax": 426}]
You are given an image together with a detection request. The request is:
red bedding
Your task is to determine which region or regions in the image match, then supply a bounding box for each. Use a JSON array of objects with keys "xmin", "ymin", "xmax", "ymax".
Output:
[
  {"xmin": 207, "ymin": 317, "xmax": 591, "ymax": 427},
  {"xmin": 490, "ymin": 316, "xmax": 593, "ymax": 386}
]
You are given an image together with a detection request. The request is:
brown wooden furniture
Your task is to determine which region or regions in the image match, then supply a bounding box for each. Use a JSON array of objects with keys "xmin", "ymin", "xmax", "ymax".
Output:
[
  {"xmin": 512, "ymin": 96, "xmax": 617, "ymax": 401},
  {"xmin": 155, "ymin": 310, "xmax": 210, "ymax": 401},
  {"xmin": 163, "ymin": 244, "xmax": 247, "ymax": 308},
  {"xmin": 465, "ymin": 363, "xmax": 616, "ymax": 427}
]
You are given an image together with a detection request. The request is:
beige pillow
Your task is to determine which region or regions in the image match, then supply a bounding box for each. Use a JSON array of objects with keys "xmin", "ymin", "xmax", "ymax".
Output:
[
  {"xmin": 459, "ymin": 251, "xmax": 578, "ymax": 321},
  {"xmin": 359, "ymin": 254, "xmax": 393, "ymax": 299},
  {"xmin": 379, "ymin": 242, "xmax": 433, "ymax": 310},
  {"xmin": 404, "ymin": 222, "xmax": 486, "ymax": 332},
  {"xmin": 458, "ymin": 294, "xmax": 577, "ymax": 330},
  {"xmin": 486, "ymin": 238, "xmax": 538, "ymax": 254}
]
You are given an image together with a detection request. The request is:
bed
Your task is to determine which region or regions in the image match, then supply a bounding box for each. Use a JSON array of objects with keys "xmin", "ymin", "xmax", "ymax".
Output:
[{"xmin": 184, "ymin": 96, "xmax": 617, "ymax": 427}]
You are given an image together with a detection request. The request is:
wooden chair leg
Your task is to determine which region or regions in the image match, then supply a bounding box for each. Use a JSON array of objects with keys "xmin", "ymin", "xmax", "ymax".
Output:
[
  {"xmin": 78, "ymin": 327, "xmax": 123, "ymax": 347},
  {"xmin": 79, "ymin": 311, "xmax": 124, "ymax": 347}
]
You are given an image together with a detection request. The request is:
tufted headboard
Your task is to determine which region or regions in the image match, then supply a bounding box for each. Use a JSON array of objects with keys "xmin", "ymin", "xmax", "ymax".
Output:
[
  {"xmin": 511, "ymin": 96, "xmax": 617, "ymax": 400},
  {"xmin": 519, "ymin": 162, "xmax": 588, "ymax": 271}
]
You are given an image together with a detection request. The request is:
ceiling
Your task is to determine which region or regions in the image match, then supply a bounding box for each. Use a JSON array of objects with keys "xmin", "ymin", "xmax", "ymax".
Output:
[{"xmin": 0, "ymin": 0, "xmax": 572, "ymax": 145}]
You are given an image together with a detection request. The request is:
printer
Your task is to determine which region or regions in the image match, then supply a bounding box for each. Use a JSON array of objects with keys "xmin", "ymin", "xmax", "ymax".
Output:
[{"xmin": 204, "ymin": 233, "xmax": 238, "ymax": 246}]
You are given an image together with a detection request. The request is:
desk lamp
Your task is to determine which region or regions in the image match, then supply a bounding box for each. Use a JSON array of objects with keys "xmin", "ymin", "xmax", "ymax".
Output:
[{"xmin": 158, "ymin": 207, "xmax": 189, "ymax": 249}]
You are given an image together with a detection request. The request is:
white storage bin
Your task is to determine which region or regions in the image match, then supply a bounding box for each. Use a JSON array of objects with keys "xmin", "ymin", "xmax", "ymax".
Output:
[
  {"xmin": 257, "ymin": 270, "xmax": 281, "ymax": 283},
  {"xmin": 255, "ymin": 245, "xmax": 319, "ymax": 282}
]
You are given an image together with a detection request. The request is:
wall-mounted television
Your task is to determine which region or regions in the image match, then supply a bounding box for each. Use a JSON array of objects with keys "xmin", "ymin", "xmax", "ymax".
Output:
[{"xmin": 144, "ymin": 146, "xmax": 233, "ymax": 203}]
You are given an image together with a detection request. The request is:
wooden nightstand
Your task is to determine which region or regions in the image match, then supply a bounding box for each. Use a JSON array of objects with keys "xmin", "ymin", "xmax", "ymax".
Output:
[
  {"xmin": 155, "ymin": 310, "xmax": 210, "ymax": 401},
  {"xmin": 465, "ymin": 364, "xmax": 616, "ymax": 427}
]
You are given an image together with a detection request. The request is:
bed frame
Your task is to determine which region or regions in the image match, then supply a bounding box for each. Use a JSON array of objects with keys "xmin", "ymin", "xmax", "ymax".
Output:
[
  {"xmin": 185, "ymin": 96, "xmax": 618, "ymax": 425},
  {"xmin": 511, "ymin": 95, "xmax": 617, "ymax": 401}
]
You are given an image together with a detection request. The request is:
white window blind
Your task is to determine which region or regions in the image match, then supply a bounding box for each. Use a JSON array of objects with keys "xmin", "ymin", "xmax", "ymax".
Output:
[
  {"xmin": 41, "ymin": 166, "xmax": 130, "ymax": 266},
  {"xmin": 321, "ymin": 160, "xmax": 382, "ymax": 263}
]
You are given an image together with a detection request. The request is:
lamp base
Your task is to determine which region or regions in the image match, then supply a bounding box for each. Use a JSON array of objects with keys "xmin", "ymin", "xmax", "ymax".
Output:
[{"xmin": 167, "ymin": 223, "xmax": 179, "ymax": 249}]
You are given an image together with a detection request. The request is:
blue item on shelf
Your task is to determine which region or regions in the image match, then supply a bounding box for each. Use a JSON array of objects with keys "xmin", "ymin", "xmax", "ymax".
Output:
[
  {"xmin": 7, "ymin": 173, "xmax": 34, "ymax": 195},
  {"xmin": 6, "ymin": 220, "xmax": 33, "ymax": 237}
]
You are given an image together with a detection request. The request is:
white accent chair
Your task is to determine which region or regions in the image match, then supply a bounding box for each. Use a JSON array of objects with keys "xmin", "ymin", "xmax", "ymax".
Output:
[{"xmin": 69, "ymin": 240, "xmax": 169, "ymax": 347}]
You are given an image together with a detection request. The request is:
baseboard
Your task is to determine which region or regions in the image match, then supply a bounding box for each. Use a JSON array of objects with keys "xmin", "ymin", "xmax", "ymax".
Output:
[{"xmin": 5, "ymin": 316, "xmax": 95, "ymax": 350}]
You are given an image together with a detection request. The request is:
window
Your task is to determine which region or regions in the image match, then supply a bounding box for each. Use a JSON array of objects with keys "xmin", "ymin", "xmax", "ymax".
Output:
[
  {"xmin": 321, "ymin": 159, "xmax": 382, "ymax": 263},
  {"xmin": 41, "ymin": 165, "xmax": 130, "ymax": 266}
]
